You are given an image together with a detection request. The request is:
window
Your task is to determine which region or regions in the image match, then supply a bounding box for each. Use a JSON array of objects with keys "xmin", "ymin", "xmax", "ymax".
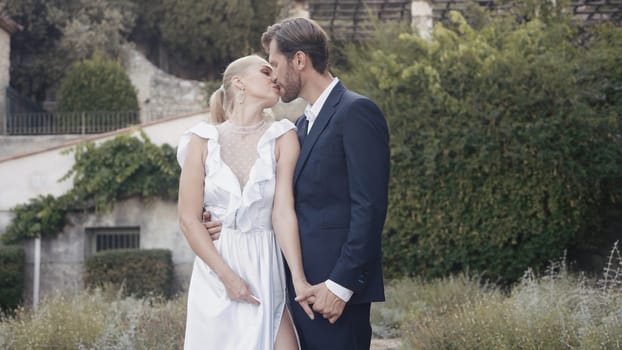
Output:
[{"xmin": 87, "ymin": 227, "xmax": 140, "ymax": 254}]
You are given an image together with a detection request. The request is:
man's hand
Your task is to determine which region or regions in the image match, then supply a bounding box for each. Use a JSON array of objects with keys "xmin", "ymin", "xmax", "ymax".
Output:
[
  {"xmin": 202, "ymin": 211, "xmax": 222, "ymax": 240},
  {"xmin": 295, "ymin": 283, "xmax": 346, "ymax": 324}
]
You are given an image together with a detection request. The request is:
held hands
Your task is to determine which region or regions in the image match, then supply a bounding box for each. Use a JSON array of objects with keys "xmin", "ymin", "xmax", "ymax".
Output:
[
  {"xmin": 202, "ymin": 211, "xmax": 222, "ymax": 240},
  {"xmin": 223, "ymin": 273, "xmax": 260, "ymax": 305},
  {"xmin": 295, "ymin": 283, "xmax": 346, "ymax": 324},
  {"xmin": 292, "ymin": 279, "xmax": 315, "ymax": 320}
]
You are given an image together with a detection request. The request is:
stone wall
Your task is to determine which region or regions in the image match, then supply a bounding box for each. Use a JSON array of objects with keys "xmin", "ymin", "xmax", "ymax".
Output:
[
  {"xmin": 124, "ymin": 47, "xmax": 208, "ymax": 123},
  {"xmin": 124, "ymin": 45, "xmax": 306, "ymax": 124},
  {"xmin": 21, "ymin": 198, "xmax": 193, "ymax": 302},
  {"xmin": 0, "ymin": 28, "xmax": 10, "ymax": 134}
]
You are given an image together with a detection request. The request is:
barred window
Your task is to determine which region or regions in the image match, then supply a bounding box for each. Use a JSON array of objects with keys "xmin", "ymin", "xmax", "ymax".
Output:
[{"xmin": 87, "ymin": 227, "xmax": 140, "ymax": 254}]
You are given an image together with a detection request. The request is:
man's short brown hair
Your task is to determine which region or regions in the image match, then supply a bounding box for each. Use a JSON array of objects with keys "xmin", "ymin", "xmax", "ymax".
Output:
[{"xmin": 261, "ymin": 17, "xmax": 330, "ymax": 74}]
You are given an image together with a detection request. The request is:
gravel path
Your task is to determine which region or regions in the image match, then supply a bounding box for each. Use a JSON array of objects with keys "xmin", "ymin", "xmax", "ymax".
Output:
[{"xmin": 370, "ymin": 338, "xmax": 402, "ymax": 350}]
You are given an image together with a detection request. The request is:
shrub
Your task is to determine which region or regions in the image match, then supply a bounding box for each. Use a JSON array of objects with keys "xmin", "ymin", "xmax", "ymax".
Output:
[
  {"xmin": 84, "ymin": 249, "xmax": 174, "ymax": 298},
  {"xmin": 0, "ymin": 246, "xmax": 25, "ymax": 312},
  {"xmin": 57, "ymin": 55, "xmax": 139, "ymax": 132},
  {"xmin": 338, "ymin": 13, "xmax": 622, "ymax": 282}
]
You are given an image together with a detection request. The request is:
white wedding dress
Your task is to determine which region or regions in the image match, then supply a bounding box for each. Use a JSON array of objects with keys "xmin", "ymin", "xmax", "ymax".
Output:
[{"xmin": 177, "ymin": 119, "xmax": 296, "ymax": 350}]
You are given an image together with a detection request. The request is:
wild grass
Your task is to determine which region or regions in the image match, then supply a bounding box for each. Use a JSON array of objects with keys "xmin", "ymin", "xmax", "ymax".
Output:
[
  {"xmin": 1, "ymin": 242, "xmax": 620, "ymax": 349},
  {"xmin": 370, "ymin": 242, "xmax": 622, "ymax": 349},
  {"xmin": 0, "ymin": 287, "xmax": 186, "ymax": 350}
]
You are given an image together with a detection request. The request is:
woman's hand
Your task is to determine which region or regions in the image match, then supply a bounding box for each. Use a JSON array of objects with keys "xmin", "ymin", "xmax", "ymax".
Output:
[
  {"xmin": 293, "ymin": 278, "xmax": 315, "ymax": 320},
  {"xmin": 222, "ymin": 273, "xmax": 260, "ymax": 305}
]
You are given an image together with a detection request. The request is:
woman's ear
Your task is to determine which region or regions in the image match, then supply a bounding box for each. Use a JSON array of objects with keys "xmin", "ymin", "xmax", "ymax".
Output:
[{"xmin": 231, "ymin": 76, "xmax": 245, "ymax": 91}]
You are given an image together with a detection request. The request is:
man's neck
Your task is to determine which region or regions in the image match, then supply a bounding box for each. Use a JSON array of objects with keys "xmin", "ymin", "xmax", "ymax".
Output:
[{"xmin": 301, "ymin": 72, "xmax": 334, "ymax": 105}]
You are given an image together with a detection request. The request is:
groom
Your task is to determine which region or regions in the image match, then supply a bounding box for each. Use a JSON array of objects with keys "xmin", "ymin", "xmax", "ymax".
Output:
[{"xmin": 261, "ymin": 17, "xmax": 390, "ymax": 349}]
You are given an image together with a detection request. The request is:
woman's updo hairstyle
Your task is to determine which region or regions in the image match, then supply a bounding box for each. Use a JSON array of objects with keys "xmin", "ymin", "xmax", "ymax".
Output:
[{"xmin": 208, "ymin": 55, "xmax": 268, "ymax": 124}]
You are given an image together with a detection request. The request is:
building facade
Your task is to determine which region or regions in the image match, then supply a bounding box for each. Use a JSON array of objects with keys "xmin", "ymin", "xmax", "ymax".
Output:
[{"xmin": 0, "ymin": 16, "xmax": 22, "ymax": 135}]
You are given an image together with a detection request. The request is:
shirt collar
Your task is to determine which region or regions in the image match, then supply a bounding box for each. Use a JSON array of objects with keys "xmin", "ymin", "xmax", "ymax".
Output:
[{"xmin": 305, "ymin": 77, "xmax": 339, "ymax": 123}]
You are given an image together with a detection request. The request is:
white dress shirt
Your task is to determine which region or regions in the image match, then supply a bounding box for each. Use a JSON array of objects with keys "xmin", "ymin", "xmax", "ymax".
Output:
[
  {"xmin": 302, "ymin": 77, "xmax": 354, "ymax": 302},
  {"xmin": 304, "ymin": 77, "xmax": 340, "ymax": 134}
]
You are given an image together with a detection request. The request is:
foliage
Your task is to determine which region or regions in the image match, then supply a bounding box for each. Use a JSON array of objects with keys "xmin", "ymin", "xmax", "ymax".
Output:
[
  {"xmin": 62, "ymin": 132, "xmax": 179, "ymax": 211},
  {"xmin": 2, "ymin": 133, "xmax": 179, "ymax": 244},
  {"xmin": 57, "ymin": 55, "xmax": 139, "ymax": 113},
  {"xmin": 0, "ymin": 246, "xmax": 25, "ymax": 312},
  {"xmin": 2, "ymin": 195, "xmax": 69, "ymax": 243},
  {"xmin": 6, "ymin": 0, "xmax": 278, "ymax": 100},
  {"xmin": 4, "ymin": 0, "xmax": 134, "ymax": 101},
  {"xmin": 57, "ymin": 53, "xmax": 140, "ymax": 134},
  {"xmin": 52, "ymin": 0, "xmax": 135, "ymax": 60},
  {"xmin": 247, "ymin": 0, "xmax": 280, "ymax": 53},
  {"xmin": 338, "ymin": 12, "xmax": 622, "ymax": 282},
  {"xmin": 84, "ymin": 249, "xmax": 174, "ymax": 298},
  {"xmin": 130, "ymin": 0, "xmax": 279, "ymax": 79}
]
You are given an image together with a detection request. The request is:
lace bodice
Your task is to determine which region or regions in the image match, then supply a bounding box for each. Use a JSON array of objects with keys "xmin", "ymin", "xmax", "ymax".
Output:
[{"xmin": 217, "ymin": 120, "xmax": 270, "ymax": 189}]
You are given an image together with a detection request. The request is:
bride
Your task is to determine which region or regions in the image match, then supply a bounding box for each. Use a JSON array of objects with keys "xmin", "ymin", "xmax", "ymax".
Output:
[{"xmin": 177, "ymin": 55, "xmax": 313, "ymax": 349}]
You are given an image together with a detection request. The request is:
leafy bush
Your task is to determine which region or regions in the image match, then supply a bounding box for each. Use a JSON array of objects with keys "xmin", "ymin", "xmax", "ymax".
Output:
[
  {"xmin": 0, "ymin": 246, "xmax": 25, "ymax": 312},
  {"xmin": 339, "ymin": 13, "xmax": 622, "ymax": 282},
  {"xmin": 84, "ymin": 249, "xmax": 174, "ymax": 298},
  {"xmin": 57, "ymin": 55, "xmax": 139, "ymax": 132}
]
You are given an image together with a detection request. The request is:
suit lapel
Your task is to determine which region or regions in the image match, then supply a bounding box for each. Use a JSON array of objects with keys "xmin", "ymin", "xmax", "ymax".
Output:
[{"xmin": 294, "ymin": 82, "xmax": 346, "ymax": 185}]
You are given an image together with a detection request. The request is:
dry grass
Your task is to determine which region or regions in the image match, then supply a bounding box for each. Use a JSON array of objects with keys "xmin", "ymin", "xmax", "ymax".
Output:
[
  {"xmin": 386, "ymin": 242, "xmax": 622, "ymax": 350},
  {"xmin": 1, "ymin": 242, "xmax": 620, "ymax": 349},
  {"xmin": 0, "ymin": 287, "xmax": 186, "ymax": 350}
]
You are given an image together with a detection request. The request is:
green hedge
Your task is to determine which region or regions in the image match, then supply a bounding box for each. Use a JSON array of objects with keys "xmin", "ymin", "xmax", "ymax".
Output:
[
  {"xmin": 0, "ymin": 246, "xmax": 25, "ymax": 311},
  {"xmin": 84, "ymin": 249, "xmax": 174, "ymax": 298},
  {"xmin": 339, "ymin": 13, "xmax": 622, "ymax": 283},
  {"xmin": 57, "ymin": 55, "xmax": 139, "ymax": 132}
]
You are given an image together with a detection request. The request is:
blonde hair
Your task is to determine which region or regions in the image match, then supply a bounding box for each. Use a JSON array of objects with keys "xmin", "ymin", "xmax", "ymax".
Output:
[{"xmin": 209, "ymin": 55, "xmax": 269, "ymax": 124}]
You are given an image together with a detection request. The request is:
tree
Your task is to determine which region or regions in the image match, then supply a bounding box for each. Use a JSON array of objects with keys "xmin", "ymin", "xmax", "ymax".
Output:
[{"xmin": 5, "ymin": 0, "xmax": 134, "ymax": 102}]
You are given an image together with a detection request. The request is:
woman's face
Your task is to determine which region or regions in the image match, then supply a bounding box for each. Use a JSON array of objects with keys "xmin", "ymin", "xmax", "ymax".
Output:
[{"xmin": 240, "ymin": 59, "xmax": 281, "ymax": 108}]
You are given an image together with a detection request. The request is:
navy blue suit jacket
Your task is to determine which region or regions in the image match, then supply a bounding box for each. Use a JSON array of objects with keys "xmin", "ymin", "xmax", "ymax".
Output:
[{"xmin": 293, "ymin": 81, "xmax": 389, "ymax": 304}]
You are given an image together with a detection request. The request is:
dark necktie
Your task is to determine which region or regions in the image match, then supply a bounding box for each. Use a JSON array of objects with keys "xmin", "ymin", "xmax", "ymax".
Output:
[{"xmin": 297, "ymin": 117, "xmax": 308, "ymax": 146}]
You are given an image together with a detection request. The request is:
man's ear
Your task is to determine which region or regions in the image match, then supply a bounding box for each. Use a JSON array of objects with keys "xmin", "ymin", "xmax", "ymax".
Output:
[{"xmin": 293, "ymin": 51, "xmax": 307, "ymax": 71}]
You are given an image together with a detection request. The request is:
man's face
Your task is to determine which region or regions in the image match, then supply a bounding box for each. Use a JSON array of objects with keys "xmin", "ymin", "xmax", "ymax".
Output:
[{"xmin": 268, "ymin": 40, "xmax": 301, "ymax": 103}]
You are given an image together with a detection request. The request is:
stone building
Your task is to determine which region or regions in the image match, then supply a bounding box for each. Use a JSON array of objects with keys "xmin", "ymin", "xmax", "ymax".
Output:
[{"xmin": 0, "ymin": 15, "xmax": 22, "ymax": 135}]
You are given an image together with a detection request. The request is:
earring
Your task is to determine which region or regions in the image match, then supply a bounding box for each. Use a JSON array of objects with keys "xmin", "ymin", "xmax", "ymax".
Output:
[{"xmin": 236, "ymin": 90, "xmax": 246, "ymax": 104}]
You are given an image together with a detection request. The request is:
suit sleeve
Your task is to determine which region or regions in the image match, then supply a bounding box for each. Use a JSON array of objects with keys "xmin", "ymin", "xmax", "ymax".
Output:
[{"xmin": 328, "ymin": 97, "xmax": 390, "ymax": 293}]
